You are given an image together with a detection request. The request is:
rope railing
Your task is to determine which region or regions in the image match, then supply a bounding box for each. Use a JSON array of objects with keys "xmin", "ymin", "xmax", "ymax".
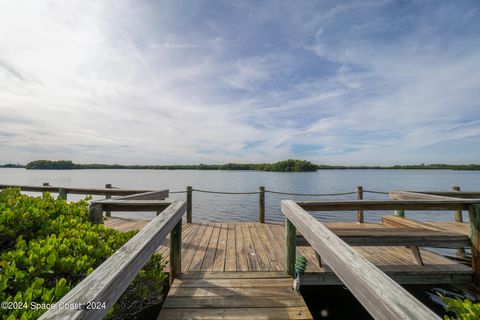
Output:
[
  {"xmin": 363, "ymin": 190, "xmax": 390, "ymax": 195},
  {"xmin": 192, "ymin": 188, "xmax": 260, "ymax": 195},
  {"xmin": 266, "ymin": 190, "xmax": 356, "ymax": 196},
  {"xmin": 177, "ymin": 186, "xmax": 391, "ymax": 224}
]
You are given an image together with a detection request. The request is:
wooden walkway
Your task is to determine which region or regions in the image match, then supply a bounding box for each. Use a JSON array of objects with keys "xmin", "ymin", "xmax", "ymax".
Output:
[
  {"xmin": 158, "ymin": 272, "xmax": 312, "ymax": 319},
  {"xmin": 106, "ymin": 217, "xmax": 472, "ymax": 279},
  {"xmin": 105, "ymin": 216, "xmax": 472, "ymax": 319}
]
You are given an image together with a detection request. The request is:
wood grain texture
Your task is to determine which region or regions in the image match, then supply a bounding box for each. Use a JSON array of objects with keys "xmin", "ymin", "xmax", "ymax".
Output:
[
  {"xmin": 297, "ymin": 200, "xmax": 472, "ymax": 211},
  {"xmin": 39, "ymin": 201, "xmax": 186, "ymax": 320},
  {"xmin": 0, "ymin": 183, "xmax": 168, "ymax": 197},
  {"xmin": 282, "ymin": 200, "xmax": 440, "ymax": 320},
  {"xmin": 91, "ymin": 199, "xmax": 173, "ymax": 212},
  {"xmin": 158, "ymin": 272, "xmax": 313, "ymax": 320}
]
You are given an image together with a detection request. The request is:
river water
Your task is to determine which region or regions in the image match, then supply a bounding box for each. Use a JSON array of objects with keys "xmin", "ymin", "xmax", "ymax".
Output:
[{"xmin": 0, "ymin": 168, "xmax": 478, "ymax": 222}]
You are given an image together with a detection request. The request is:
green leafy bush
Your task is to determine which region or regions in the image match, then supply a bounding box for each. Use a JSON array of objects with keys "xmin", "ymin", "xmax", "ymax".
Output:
[
  {"xmin": 439, "ymin": 293, "xmax": 480, "ymax": 320},
  {"xmin": 0, "ymin": 188, "xmax": 166, "ymax": 320}
]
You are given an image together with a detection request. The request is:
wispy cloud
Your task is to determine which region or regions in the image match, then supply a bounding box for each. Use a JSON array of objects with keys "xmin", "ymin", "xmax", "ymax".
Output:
[{"xmin": 0, "ymin": 0, "xmax": 479, "ymax": 165}]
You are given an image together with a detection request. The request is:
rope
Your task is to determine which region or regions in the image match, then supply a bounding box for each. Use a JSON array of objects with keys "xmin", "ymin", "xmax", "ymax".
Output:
[
  {"xmin": 172, "ymin": 188, "xmax": 385, "ymax": 197},
  {"xmin": 192, "ymin": 189, "xmax": 259, "ymax": 195},
  {"xmin": 363, "ymin": 190, "xmax": 389, "ymax": 195},
  {"xmin": 266, "ymin": 190, "xmax": 356, "ymax": 196}
]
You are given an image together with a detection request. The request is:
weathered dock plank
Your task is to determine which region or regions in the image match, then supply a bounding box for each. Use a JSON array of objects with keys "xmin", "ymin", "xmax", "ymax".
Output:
[
  {"xmin": 106, "ymin": 219, "xmax": 472, "ymax": 284},
  {"xmin": 158, "ymin": 272, "xmax": 313, "ymax": 320}
]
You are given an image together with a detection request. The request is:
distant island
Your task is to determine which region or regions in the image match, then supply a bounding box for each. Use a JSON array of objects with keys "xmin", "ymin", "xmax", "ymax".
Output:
[
  {"xmin": 0, "ymin": 159, "xmax": 474, "ymax": 171},
  {"xmin": 0, "ymin": 163, "xmax": 25, "ymax": 168}
]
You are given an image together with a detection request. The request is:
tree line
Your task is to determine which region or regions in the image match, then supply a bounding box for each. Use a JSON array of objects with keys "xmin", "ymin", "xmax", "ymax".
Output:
[{"xmin": 6, "ymin": 160, "xmax": 480, "ymax": 171}]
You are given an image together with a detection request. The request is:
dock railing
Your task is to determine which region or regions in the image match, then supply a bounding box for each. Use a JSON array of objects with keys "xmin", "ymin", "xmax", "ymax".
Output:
[
  {"xmin": 3, "ymin": 183, "xmax": 479, "ymax": 224},
  {"xmin": 38, "ymin": 191, "xmax": 185, "ymax": 320},
  {"xmin": 282, "ymin": 200, "xmax": 444, "ymax": 320},
  {"xmin": 292, "ymin": 197, "xmax": 480, "ymax": 282}
]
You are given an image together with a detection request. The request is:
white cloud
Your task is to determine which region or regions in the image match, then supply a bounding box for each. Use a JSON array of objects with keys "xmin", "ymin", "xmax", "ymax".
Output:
[{"xmin": 0, "ymin": 0, "xmax": 479, "ymax": 165}]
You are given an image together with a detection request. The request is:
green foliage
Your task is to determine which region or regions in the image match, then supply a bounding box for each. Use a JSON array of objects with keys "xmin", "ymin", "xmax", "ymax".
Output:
[
  {"xmin": 439, "ymin": 293, "xmax": 480, "ymax": 320},
  {"xmin": 26, "ymin": 160, "xmax": 76, "ymax": 170},
  {"xmin": 25, "ymin": 159, "xmax": 319, "ymax": 172},
  {"xmin": 0, "ymin": 189, "xmax": 166, "ymax": 320},
  {"xmin": 107, "ymin": 254, "xmax": 168, "ymax": 319},
  {"xmin": 0, "ymin": 164, "xmax": 24, "ymax": 168}
]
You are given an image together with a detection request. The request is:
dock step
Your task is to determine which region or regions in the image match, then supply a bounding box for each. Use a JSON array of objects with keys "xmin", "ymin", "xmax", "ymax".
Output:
[{"xmin": 158, "ymin": 272, "xmax": 313, "ymax": 320}]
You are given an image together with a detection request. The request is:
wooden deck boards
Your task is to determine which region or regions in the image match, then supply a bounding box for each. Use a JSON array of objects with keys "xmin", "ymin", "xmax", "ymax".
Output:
[
  {"xmin": 158, "ymin": 272, "xmax": 313, "ymax": 320},
  {"xmin": 105, "ymin": 218, "xmax": 472, "ymax": 284},
  {"xmin": 106, "ymin": 217, "xmax": 473, "ymax": 318}
]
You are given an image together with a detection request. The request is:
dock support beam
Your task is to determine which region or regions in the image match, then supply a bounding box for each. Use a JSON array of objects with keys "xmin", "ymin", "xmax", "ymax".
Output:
[
  {"xmin": 170, "ymin": 220, "xmax": 182, "ymax": 283},
  {"xmin": 58, "ymin": 188, "xmax": 67, "ymax": 200},
  {"xmin": 285, "ymin": 218, "xmax": 296, "ymax": 276},
  {"xmin": 259, "ymin": 186, "xmax": 265, "ymax": 223},
  {"xmin": 89, "ymin": 204, "xmax": 103, "ymax": 224},
  {"xmin": 186, "ymin": 186, "xmax": 192, "ymax": 223},
  {"xmin": 42, "ymin": 182, "xmax": 49, "ymax": 197},
  {"xmin": 105, "ymin": 184, "xmax": 112, "ymax": 217},
  {"xmin": 356, "ymin": 186, "xmax": 364, "ymax": 223},
  {"xmin": 453, "ymin": 186, "xmax": 463, "ymax": 222},
  {"xmin": 469, "ymin": 204, "xmax": 480, "ymax": 285}
]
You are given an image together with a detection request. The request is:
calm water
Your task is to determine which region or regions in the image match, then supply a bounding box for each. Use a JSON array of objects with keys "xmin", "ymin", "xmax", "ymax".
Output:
[{"xmin": 0, "ymin": 168, "xmax": 478, "ymax": 223}]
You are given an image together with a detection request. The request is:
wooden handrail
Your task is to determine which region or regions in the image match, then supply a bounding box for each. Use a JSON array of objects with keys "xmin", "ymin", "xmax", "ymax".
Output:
[
  {"xmin": 108, "ymin": 190, "xmax": 169, "ymax": 201},
  {"xmin": 282, "ymin": 200, "xmax": 440, "ymax": 320},
  {"xmin": 389, "ymin": 191, "xmax": 472, "ymax": 201},
  {"xmin": 39, "ymin": 200, "xmax": 186, "ymax": 320},
  {"xmin": 90, "ymin": 199, "xmax": 173, "ymax": 212},
  {"xmin": 0, "ymin": 183, "xmax": 168, "ymax": 197},
  {"xmin": 400, "ymin": 190, "xmax": 480, "ymax": 199},
  {"xmin": 297, "ymin": 199, "xmax": 475, "ymax": 211}
]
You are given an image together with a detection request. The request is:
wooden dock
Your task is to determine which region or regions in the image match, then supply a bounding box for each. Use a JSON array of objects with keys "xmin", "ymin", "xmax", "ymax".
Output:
[
  {"xmin": 9, "ymin": 184, "xmax": 478, "ymax": 319},
  {"xmin": 104, "ymin": 216, "xmax": 472, "ymax": 319},
  {"xmin": 106, "ymin": 218, "xmax": 471, "ymax": 282}
]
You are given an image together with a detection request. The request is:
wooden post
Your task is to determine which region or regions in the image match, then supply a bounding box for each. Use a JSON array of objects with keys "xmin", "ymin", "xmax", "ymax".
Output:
[
  {"xmin": 186, "ymin": 186, "xmax": 192, "ymax": 223},
  {"xmin": 89, "ymin": 204, "xmax": 104, "ymax": 224},
  {"xmin": 453, "ymin": 186, "xmax": 463, "ymax": 222},
  {"xmin": 58, "ymin": 188, "xmax": 67, "ymax": 200},
  {"xmin": 285, "ymin": 218, "xmax": 296, "ymax": 276},
  {"xmin": 105, "ymin": 184, "xmax": 112, "ymax": 217},
  {"xmin": 170, "ymin": 220, "xmax": 182, "ymax": 283},
  {"xmin": 468, "ymin": 204, "xmax": 480, "ymax": 285},
  {"xmin": 259, "ymin": 186, "xmax": 265, "ymax": 223},
  {"xmin": 356, "ymin": 186, "xmax": 364, "ymax": 223},
  {"xmin": 394, "ymin": 210, "xmax": 405, "ymax": 218},
  {"xmin": 42, "ymin": 182, "xmax": 49, "ymax": 197}
]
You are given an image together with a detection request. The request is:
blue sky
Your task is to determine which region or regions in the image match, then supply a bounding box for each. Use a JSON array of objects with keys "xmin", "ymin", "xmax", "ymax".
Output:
[{"xmin": 0, "ymin": 0, "xmax": 479, "ymax": 165}]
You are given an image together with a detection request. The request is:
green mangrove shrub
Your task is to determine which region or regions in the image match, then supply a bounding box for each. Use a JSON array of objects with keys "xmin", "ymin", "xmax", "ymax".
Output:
[
  {"xmin": 0, "ymin": 188, "xmax": 167, "ymax": 320},
  {"xmin": 439, "ymin": 293, "xmax": 480, "ymax": 320}
]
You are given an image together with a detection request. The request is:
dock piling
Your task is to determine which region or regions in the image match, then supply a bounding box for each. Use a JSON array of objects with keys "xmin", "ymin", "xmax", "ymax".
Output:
[
  {"xmin": 89, "ymin": 204, "xmax": 104, "ymax": 224},
  {"xmin": 170, "ymin": 220, "xmax": 182, "ymax": 283},
  {"xmin": 453, "ymin": 186, "xmax": 463, "ymax": 222},
  {"xmin": 259, "ymin": 186, "xmax": 265, "ymax": 223},
  {"xmin": 285, "ymin": 218, "xmax": 296, "ymax": 276},
  {"xmin": 356, "ymin": 186, "xmax": 364, "ymax": 223},
  {"xmin": 58, "ymin": 188, "xmax": 67, "ymax": 200},
  {"xmin": 105, "ymin": 184, "xmax": 112, "ymax": 217},
  {"xmin": 186, "ymin": 186, "xmax": 192, "ymax": 223}
]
